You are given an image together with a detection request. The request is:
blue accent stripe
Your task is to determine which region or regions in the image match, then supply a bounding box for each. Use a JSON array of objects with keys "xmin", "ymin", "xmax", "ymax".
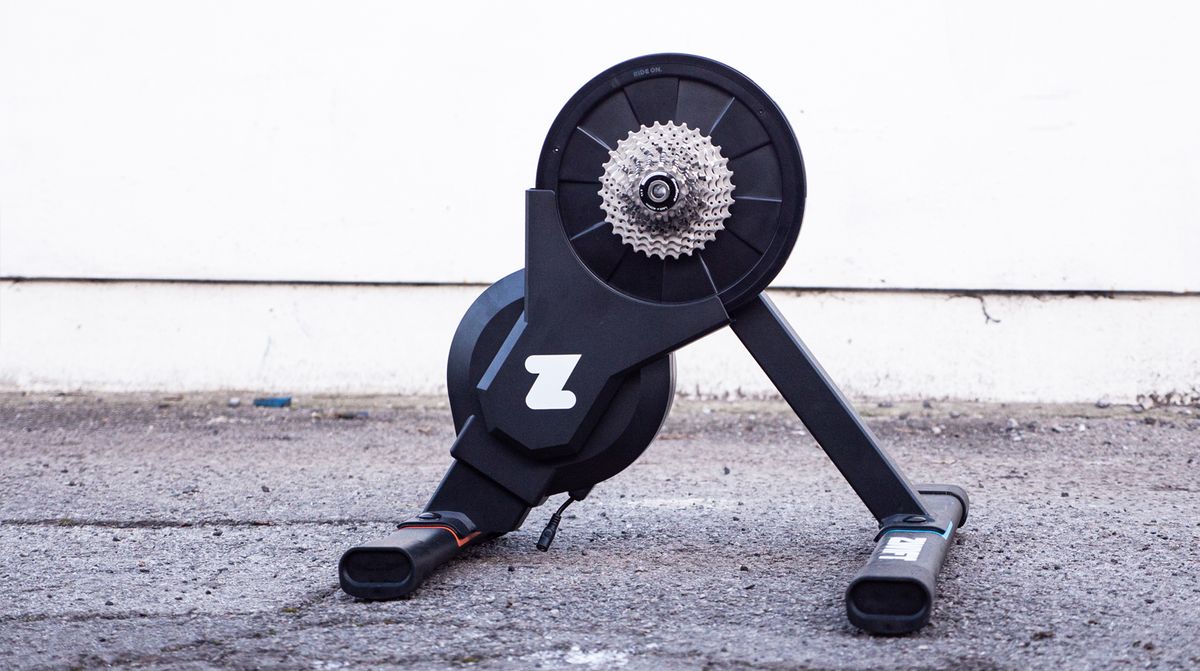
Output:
[{"xmin": 882, "ymin": 520, "xmax": 954, "ymax": 540}]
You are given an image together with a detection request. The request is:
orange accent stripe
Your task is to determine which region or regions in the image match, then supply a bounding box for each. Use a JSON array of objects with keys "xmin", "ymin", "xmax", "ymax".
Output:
[{"xmin": 401, "ymin": 524, "xmax": 480, "ymax": 548}]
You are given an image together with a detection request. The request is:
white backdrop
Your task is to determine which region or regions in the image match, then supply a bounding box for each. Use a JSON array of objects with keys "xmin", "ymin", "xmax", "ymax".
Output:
[
  {"xmin": 2, "ymin": 1, "xmax": 1199, "ymax": 401},
  {"xmin": 3, "ymin": 1, "xmax": 1198, "ymax": 291}
]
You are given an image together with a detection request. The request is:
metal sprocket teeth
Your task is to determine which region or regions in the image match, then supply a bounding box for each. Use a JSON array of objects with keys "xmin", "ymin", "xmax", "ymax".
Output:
[{"xmin": 599, "ymin": 121, "xmax": 735, "ymax": 260}]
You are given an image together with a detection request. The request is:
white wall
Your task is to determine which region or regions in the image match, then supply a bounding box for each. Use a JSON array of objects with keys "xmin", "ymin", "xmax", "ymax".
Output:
[{"xmin": 1, "ymin": 1, "xmax": 1198, "ymax": 401}]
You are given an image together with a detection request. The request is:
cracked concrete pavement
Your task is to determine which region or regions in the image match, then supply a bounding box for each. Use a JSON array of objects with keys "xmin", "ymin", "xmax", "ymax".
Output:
[{"xmin": 0, "ymin": 393, "xmax": 1198, "ymax": 669}]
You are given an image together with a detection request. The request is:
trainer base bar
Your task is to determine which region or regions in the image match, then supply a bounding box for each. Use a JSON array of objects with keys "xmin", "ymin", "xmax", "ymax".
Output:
[
  {"xmin": 340, "ymin": 511, "xmax": 480, "ymax": 600},
  {"xmin": 847, "ymin": 487, "xmax": 969, "ymax": 634}
]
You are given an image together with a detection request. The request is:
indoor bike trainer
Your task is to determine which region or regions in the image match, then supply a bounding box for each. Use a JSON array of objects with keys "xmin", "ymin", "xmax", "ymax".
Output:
[{"xmin": 338, "ymin": 54, "xmax": 968, "ymax": 635}]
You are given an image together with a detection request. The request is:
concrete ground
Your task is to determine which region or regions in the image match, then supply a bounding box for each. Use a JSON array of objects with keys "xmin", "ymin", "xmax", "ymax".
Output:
[{"xmin": 0, "ymin": 394, "xmax": 1197, "ymax": 670}]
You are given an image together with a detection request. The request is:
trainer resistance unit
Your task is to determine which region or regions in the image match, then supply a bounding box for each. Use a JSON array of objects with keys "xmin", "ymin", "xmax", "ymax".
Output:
[{"xmin": 338, "ymin": 54, "xmax": 968, "ymax": 635}]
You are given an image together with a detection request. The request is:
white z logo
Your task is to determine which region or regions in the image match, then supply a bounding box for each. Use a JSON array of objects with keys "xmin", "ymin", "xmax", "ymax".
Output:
[{"xmin": 524, "ymin": 354, "xmax": 582, "ymax": 410}]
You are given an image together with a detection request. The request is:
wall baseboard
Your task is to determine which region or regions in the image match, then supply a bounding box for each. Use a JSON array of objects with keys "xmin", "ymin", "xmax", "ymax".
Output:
[{"xmin": 2, "ymin": 281, "xmax": 1197, "ymax": 404}]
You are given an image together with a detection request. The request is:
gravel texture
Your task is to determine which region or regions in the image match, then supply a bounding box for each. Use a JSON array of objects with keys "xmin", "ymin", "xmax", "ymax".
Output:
[{"xmin": 0, "ymin": 393, "xmax": 1198, "ymax": 670}]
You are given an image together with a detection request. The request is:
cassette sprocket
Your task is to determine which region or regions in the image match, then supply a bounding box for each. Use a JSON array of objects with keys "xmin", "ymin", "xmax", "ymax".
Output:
[{"xmin": 599, "ymin": 121, "xmax": 735, "ymax": 259}]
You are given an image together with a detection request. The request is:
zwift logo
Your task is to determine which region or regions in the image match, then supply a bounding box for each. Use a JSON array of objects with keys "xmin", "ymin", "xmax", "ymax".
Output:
[{"xmin": 524, "ymin": 354, "xmax": 582, "ymax": 410}]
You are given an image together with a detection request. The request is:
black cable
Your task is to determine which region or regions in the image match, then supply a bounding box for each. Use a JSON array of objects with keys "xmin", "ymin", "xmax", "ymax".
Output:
[{"xmin": 536, "ymin": 496, "xmax": 575, "ymax": 552}]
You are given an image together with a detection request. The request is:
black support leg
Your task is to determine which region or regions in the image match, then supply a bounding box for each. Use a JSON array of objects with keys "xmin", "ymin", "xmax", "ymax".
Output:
[
  {"xmin": 730, "ymin": 294, "xmax": 968, "ymax": 634},
  {"xmin": 730, "ymin": 294, "xmax": 928, "ymax": 520}
]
